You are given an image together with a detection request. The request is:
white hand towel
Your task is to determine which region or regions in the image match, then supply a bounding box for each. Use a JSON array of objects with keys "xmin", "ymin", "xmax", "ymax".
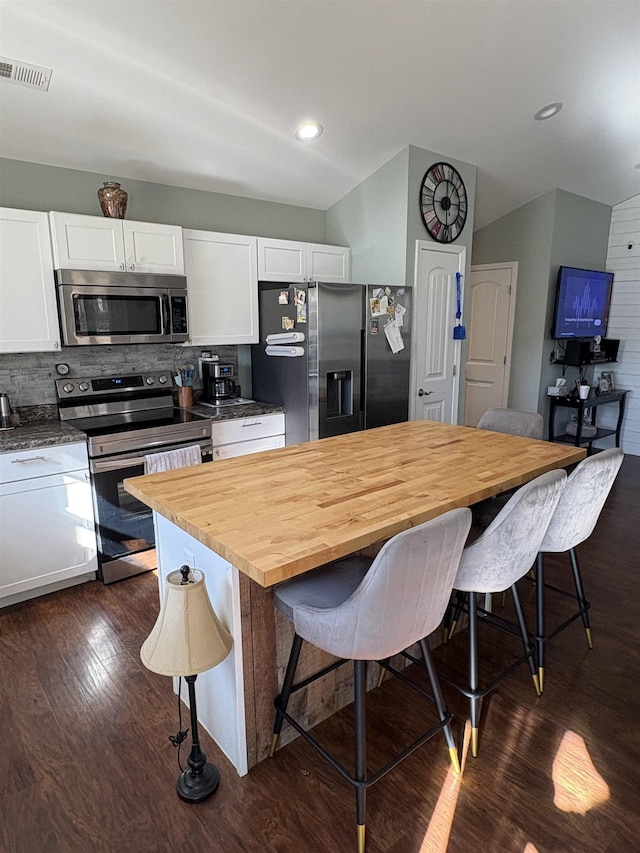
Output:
[{"xmin": 144, "ymin": 444, "xmax": 203, "ymax": 474}]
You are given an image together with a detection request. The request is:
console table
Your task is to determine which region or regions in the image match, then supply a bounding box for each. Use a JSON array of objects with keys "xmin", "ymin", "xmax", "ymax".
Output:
[{"xmin": 548, "ymin": 388, "xmax": 628, "ymax": 451}]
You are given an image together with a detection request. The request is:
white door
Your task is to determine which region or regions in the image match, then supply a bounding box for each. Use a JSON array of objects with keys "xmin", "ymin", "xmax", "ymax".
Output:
[
  {"xmin": 257, "ymin": 237, "xmax": 306, "ymax": 281},
  {"xmin": 464, "ymin": 262, "xmax": 518, "ymax": 426},
  {"xmin": 49, "ymin": 212, "xmax": 125, "ymax": 270},
  {"xmin": 306, "ymin": 243, "xmax": 351, "ymax": 282},
  {"xmin": 123, "ymin": 221, "xmax": 184, "ymax": 274},
  {"xmin": 411, "ymin": 241, "xmax": 466, "ymax": 424},
  {"xmin": 0, "ymin": 208, "xmax": 61, "ymax": 353},
  {"xmin": 183, "ymin": 229, "xmax": 258, "ymax": 345}
]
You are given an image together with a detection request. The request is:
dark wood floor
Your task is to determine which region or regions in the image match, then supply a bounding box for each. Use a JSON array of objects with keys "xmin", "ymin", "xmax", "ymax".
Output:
[{"xmin": 1, "ymin": 456, "xmax": 639, "ymax": 853}]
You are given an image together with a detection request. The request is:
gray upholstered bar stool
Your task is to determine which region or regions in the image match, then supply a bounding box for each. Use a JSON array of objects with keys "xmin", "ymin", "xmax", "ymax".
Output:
[
  {"xmin": 445, "ymin": 470, "xmax": 566, "ymax": 758},
  {"xmin": 535, "ymin": 447, "xmax": 624, "ymax": 691},
  {"xmin": 477, "ymin": 407, "xmax": 544, "ymax": 439},
  {"xmin": 270, "ymin": 507, "xmax": 472, "ymax": 853}
]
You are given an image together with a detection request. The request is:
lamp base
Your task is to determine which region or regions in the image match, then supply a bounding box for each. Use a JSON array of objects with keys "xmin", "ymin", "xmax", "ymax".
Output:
[{"xmin": 176, "ymin": 761, "xmax": 220, "ymax": 803}]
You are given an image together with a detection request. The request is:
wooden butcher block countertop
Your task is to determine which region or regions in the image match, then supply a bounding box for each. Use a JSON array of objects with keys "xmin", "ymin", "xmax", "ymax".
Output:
[{"xmin": 124, "ymin": 421, "xmax": 585, "ymax": 588}]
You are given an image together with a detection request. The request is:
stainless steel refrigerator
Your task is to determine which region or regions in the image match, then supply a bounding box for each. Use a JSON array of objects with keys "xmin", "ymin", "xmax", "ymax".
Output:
[{"xmin": 251, "ymin": 281, "xmax": 412, "ymax": 445}]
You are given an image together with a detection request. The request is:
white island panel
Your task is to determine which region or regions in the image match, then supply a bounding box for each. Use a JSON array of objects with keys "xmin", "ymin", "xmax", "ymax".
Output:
[{"xmin": 154, "ymin": 513, "xmax": 248, "ymax": 776}]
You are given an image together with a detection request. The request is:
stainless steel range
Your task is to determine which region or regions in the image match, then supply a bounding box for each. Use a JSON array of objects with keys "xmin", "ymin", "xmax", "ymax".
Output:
[{"xmin": 57, "ymin": 370, "xmax": 213, "ymax": 584}]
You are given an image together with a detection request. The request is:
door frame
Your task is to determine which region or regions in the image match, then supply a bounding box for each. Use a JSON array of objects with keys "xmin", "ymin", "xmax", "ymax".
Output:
[{"xmin": 411, "ymin": 240, "xmax": 467, "ymax": 424}]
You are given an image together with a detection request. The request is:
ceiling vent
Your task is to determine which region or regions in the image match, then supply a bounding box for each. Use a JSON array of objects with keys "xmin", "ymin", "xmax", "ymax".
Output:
[{"xmin": 0, "ymin": 57, "xmax": 52, "ymax": 91}]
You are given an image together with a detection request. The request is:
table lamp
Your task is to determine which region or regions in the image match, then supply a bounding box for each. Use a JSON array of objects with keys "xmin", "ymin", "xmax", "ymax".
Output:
[{"xmin": 141, "ymin": 565, "xmax": 233, "ymax": 803}]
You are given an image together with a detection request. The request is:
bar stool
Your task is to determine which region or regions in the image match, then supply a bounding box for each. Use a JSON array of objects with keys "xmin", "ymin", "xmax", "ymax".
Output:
[
  {"xmin": 535, "ymin": 447, "xmax": 623, "ymax": 691},
  {"xmin": 445, "ymin": 470, "xmax": 566, "ymax": 757},
  {"xmin": 270, "ymin": 507, "xmax": 472, "ymax": 853},
  {"xmin": 476, "ymin": 407, "xmax": 544, "ymax": 439}
]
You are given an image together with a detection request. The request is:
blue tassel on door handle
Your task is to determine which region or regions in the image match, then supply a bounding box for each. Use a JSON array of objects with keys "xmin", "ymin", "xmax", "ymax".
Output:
[{"xmin": 453, "ymin": 272, "xmax": 467, "ymax": 340}]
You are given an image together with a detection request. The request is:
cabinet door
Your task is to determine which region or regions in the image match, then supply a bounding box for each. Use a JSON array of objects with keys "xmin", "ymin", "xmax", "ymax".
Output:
[
  {"xmin": 123, "ymin": 220, "xmax": 184, "ymax": 274},
  {"xmin": 213, "ymin": 434, "xmax": 285, "ymax": 460},
  {"xmin": 257, "ymin": 237, "xmax": 306, "ymax": 281},
  {"xmin": 0, "ymin": 208, "xmax": 61, "ymax": 353},
  {"xmin": 306, "ymin": 243, "xmax": 351, "ymax": 282},
  {"xmin": 184, "ymin": 229, "xmax": 258, "ymax": 345},
  {"xmin": 49, "ymin": 212, "xmax": 126, "ymax": 270},
  {"xmin": 0, "ymin": 469, "xmax": 98, "ymax": 600}
]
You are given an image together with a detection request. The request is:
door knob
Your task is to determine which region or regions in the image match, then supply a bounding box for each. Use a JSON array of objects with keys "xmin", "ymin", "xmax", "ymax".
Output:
[{"xmin": 418, "ymin": 389, "xmax": 433, "ymax": 396}]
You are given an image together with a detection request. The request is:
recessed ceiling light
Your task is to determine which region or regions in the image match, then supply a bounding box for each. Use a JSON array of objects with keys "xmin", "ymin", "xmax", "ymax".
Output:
[
  {"xmin": 295, "ymin": 121, "xmax": 323, "ymax": 141},
  {"xmin": 534, "ymin": 102, "xmax": 563, "ymax": 121}
]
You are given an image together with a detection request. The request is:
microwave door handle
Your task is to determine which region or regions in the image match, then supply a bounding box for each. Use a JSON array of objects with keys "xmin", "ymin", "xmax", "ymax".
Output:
[{"xmin": 161, "ymin": 294, "xmax": 170, "ymax": 336}]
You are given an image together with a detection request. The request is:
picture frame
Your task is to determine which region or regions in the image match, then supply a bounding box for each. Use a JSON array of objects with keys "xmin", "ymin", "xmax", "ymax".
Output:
[{"xmin": 600, "ymin": 371, "xmax": 615, "ymax": 392}]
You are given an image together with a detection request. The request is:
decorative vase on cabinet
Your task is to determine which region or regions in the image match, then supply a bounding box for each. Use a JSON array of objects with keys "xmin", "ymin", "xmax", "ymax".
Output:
[{"xmin": 97, "ymin": 182, "xmax": 128, "ymax": 219}]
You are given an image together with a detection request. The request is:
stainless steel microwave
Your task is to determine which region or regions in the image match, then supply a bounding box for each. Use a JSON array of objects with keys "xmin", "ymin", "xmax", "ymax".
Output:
[{"xmin": 55, "ymin": 269, "xmax": 189, "ymax": 345}]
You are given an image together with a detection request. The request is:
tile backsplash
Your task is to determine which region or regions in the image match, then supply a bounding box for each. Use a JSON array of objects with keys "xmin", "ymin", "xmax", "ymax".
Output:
[{"xmin": 0, "ymin": 343, "xmax": 239, "ymax": 408}]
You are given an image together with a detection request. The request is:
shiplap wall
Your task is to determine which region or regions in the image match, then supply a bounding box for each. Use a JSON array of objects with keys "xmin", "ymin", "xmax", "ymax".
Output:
[{"xmin": 595, "ymin": 194, "xmax": 640, "ymax": 456}]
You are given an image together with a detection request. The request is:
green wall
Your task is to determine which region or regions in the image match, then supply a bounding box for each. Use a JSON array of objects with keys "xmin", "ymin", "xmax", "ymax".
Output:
[
  {"xmin": 472, "ymin": 188, "xmax": 612, "ymax": 420},
  {"xmin": 326, "ymin": 145, "xmax": 477, "ymax": 289},
  {"xmin": 0, "ymin": 158, "xmax": 327, "ymax": 242},
  {"xmin": 326, "ymin": 148, "xmax": 409, "ymax": 284}
]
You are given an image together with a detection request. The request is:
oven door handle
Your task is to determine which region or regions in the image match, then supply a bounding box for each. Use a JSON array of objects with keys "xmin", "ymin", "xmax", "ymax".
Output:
[
  {"xmin": 90, "ymin": 443, "xmax": 213, "ymax": 474},
  {"xmin": 92, "ymin": 455, "xmax": 151, "ymax": 474}
]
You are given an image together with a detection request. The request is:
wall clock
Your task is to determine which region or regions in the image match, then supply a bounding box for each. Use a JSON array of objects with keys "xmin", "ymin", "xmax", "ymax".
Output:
[{"xmin": 419, "ymin": 162, "xmax": 468, "ymax": 243}]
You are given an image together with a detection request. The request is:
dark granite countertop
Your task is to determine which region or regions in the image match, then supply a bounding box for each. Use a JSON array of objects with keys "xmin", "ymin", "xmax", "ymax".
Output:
[
  {"xmin": 188, "ymin": 400, "xmax": 284, "ymax": 422},
  {"xmin": 0, "ymin": 419, "xmax": 86, "ymax": 453},
  {"xmin": 0, "ymin": 401, "xmax": 284, "ymax": 454}
]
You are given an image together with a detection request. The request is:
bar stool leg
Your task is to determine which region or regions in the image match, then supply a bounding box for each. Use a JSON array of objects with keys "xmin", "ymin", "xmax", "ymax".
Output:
[
  {"xmin": 270, "ymin": 633, "xmax": 303, "ymax": 756},
  {"xmin": 419, "ymin": 639, "xmax": 460, "ymax": 773},
  {"xmin": 376, "ymin": 659, "xmax": 389, "ymax": 689},
  {"xmin": 353, "ymin": 660, "xmax": 367, "ymax": 853},
  {"xmin": 448, "ymin": 590, "xmax": 466, "ymax": 640},
  {"xmin": 569, "ymin": 548, "xmax": 593, "ymax": 649},
  {"xmin": 468, "ymin": 591, "xmax": 480, "ymax": 757},
  {"xmin": 511, "ymin": 583, "xmax": 541, "ymax": 696},
  {"xmin": 536, "ymin": 553, "xmax": 545, "ymax": 692}
]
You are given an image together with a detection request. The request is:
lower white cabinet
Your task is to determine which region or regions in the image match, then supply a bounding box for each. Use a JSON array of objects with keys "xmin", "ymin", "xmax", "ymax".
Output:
[
  {"xmin": 211, "ymin": 413, "xmax": 285, "ymax": 459},
  {"xmin": 0, "ymin": 208, "xmax": 61, "ymax": 353},
  {"xmin": 0, "ymin": 442, "xmax": 98, "ymax": 605},
  {"xmin": 183, "ymin": 229, "xmax": 259, "ymax": 345}
]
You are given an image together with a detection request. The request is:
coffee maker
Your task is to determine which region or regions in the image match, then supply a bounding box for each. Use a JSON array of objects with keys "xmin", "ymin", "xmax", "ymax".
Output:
[{"xmin": 201, "ymin": 363, "xmax": 240, "ymax": 405}]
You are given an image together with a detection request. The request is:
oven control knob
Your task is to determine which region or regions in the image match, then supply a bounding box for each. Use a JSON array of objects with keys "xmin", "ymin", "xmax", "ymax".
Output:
[
  {"xmin": 145, "ymin": 376, "xmax": 155, "ymax": 385},
  {"xmin": 62, "ymin": 383, "xmax": 75, "ymax": 394},
  {"xmin": 78, "ymin": 382, "xmax": 90, "ymax": 392},
  {"xmin": 158, "ymin": 375, "xmax": 168, "ymax": 384}
]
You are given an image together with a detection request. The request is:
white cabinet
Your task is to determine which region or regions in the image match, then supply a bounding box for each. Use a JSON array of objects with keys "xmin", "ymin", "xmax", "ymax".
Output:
[
  {"xmin": 183, "ymin": 229, "xmax": 258, "ymax": 345},
  {"xmin": 211, "ymin": 413, "xmax": 285, "ymax": 459},
  {"xmin": 49, "ymin": 212, "xmax": 184, "ymax": 274},
  {"xmin": 0, "ymin": 442, "xmax": 98, "ymax": 606},
  {"xmin": 0, "ymin": 208, "xmax": 61, "ymax": 353},
  {"xmin": 257, "ymin": 237, "xmax": 351, "ymax": 282}
]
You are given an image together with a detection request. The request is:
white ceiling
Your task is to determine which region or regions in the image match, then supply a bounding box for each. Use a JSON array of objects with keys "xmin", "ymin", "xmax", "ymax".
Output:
[{"xmin": 1, "ymin": 0, "xmax": 639, "ymax": 230}]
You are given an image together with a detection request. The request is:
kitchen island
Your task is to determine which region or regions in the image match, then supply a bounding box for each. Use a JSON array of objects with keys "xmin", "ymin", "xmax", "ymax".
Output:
[{"xmin": 124, "ymin": 421, "xmax": 585, "ymax": 774}]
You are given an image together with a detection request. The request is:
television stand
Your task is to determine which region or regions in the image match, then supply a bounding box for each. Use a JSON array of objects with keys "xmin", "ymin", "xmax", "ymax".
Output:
[{"xmin": 548, "ymin": 388, "xmax": 628, "ymax": 453}]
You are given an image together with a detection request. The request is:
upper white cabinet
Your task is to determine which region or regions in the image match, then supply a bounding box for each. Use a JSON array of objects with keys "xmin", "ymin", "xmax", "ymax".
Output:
[
  {"xmin": 183, "ymin": 229, "xmax": 259, "ymax": 345},
  {"xmin": 0, "ymin": 208, "xmax": 61, "ymax": 353},
  {"xmin": 49, "ymin": 212, "xmax": 184, "ymax": 274},
  {"xmin": 257, "ymin": 238, "xmax": 351, "ymax": 282}
]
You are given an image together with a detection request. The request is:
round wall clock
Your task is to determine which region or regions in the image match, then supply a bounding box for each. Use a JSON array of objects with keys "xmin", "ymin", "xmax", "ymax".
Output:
[{"xmin": 419, "ymin": 162, "xmax": 468, "ymax": 243}]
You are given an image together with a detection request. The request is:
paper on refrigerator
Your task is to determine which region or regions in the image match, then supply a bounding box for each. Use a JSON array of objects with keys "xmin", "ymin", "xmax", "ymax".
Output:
[{"xmin": 384, "ymin": 318, "xmax": 404, "ymax": 354}]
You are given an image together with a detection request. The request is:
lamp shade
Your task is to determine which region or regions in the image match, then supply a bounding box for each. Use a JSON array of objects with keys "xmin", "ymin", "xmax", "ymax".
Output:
[{"xmin": 140, "ymin": 568, "xmax": 232, "ymax": 677}]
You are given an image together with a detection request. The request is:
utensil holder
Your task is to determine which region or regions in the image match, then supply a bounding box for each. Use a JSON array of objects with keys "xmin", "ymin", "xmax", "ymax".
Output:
[{"xmin": 177, "ymin": 386, "xmax": 194, "ymax": 409}]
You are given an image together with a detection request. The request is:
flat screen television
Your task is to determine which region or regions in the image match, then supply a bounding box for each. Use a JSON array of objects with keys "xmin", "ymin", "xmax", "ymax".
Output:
[{"xmin": 551, "ymin": 266, "xmax": 614, "ymax": 339}]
